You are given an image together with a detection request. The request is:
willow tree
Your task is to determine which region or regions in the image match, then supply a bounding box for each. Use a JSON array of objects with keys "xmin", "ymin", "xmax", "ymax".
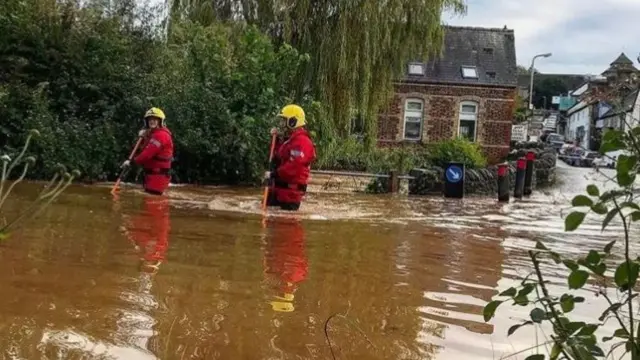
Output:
[{"xmin": 167, "ymin": 0, "xmax": 467, "ymax": 145}]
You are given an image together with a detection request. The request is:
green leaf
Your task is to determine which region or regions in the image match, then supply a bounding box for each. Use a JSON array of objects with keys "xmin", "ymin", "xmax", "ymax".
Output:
[
  {"xmin": 577, "ymin": 324, "xmax": 599, "ymax": 336},
  {"xmin": 0, "ymin": 232, "xmax": 8, "ymax": 241},
  {"xmin": 631, "ymin": 211, "xmax": 640, "ymax": 221},
  {"xmin": 550, "ymin": 343, "xmax": 562, "ymax": 359},
  {"xmin": 600, "ymin": 190, "xmax": 627, "ymax": 202},
  {"xmin": 619, "ymin": 201, "xmax": 640, "ymax": 210},
  {"xmin": 599, "ymin": 303, "xmax": 622, "ymax": 321},
  {"xmin": 613, "ymin": 328, "xmax": 629, "ymax": 339},
  {"xmin": 574, "ymin": 296, "xmax": 585, "ymax": 303},
  {"xmin": 586, "ymin": 184, "xmax": 600, "ymax": 197},
  {"xmin": 524, "ymin": 355, "xmax": 545, "ymax": 360},
  {"xmin": 507, "ymin": 321, "xmax": 533, "ymax": 336},
  {"xmin": 535, "ymin": 240, "xmax": 549, "ymax": 250},
  {"xmin": 530, "ymin": 308, "xmax": 546, "ymax": 323},
  {"xmin": 614, "ymin": 261, "xmax": 639, "ymax": 288},
  {"xmin": 561, "ymin": 296, "xmax": 575, "ymax": 313},
  {"xmin": 483, "ymin": 300, "xmax": 502, "ymax": 322},
  {"xmin": 568, "ymin": 270, "xmax": 589, "ymax": 289},
  {"xmin": 593, "ymin": 263, "xmax": 607, "ymax": 276},
  {"xmin": 518, "ymin": 284, "xmax": 535, "ymax": 297},
  {"xmin": 563, "ymin": 259, "xmax": 579, "ymax": 271},
  {"xmin": 572, "ymin": 195, "xmax": 593, "ymax": 207},
  {"xmin": 566, "ymin": 321, "xmax": 586, "ymax": 335},
  {"xmin": 565, "ymin": 212, "xmax": 586, "ymax": 232},
  {"xmin": 604, "ymin": 240, "xmax": 616, "ymax": 253},
  {"xmin": 499, "ymin": 287, "xmax": 517, "ymax": 297},
  {"xmin": 616, "ymin": 154, "xmax": 638, "ymax": 174},
  {"xmin": 513, "ymin": 295, "xmax": 529, "ymax": 306},
  {"xmin": 617, "ymin": 171, "xmax": 635, "ymax": 187},
  {"xmin": 549, "ymin": 252, "xmax": 561, "ymax": 264},
  {"xmin": 585, "ymin": 250, "xmax": 600, "ymax": 264},
  {"xmin": 591, "ymin": 202, "xmax": 608, "ymax": 215},
  {"xmin": 602, "ymin": 209, "xmax": 617, "ymax": 231}
]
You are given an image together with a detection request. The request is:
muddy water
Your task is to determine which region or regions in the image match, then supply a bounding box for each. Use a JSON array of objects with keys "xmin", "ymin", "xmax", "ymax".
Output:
[{"xmin": 0, "ymin": 164, "xmax": 632, "ymax": 359}]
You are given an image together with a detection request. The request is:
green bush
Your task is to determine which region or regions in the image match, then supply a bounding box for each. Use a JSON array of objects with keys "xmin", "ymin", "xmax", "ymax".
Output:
[
  {"xmin": 314, "ymin": 137, "xmax": 430, "ymax": 174},
  {"xmin": 426, "ymin": 138, "xmax": 487, "ymax": 169},
  {"xmin": 0, "ymin": 1, "xmax": 320, "ymax": 184}
]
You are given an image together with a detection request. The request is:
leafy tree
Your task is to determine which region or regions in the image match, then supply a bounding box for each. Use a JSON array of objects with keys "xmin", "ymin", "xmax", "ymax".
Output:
[{"xmin": 167, "ymin": 0, "xmax": 467, "ymax": 145}]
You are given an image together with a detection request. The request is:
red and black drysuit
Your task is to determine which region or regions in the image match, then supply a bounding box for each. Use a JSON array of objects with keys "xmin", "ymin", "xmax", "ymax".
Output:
[
  {"xmin": 133, "ymin": 127, "xmax": 174, "ymax": 195},
  {"xmin": 266, "ymin": 128, "xmax": 316, "ymax": 211}
]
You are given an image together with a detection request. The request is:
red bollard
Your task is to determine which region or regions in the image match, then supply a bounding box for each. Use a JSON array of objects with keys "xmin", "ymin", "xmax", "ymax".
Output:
[
  {"xmin": 514, "ymin": 157, "xmax": 526, "ymax": 199},
  {"xmin": 524, "ymin": 151, "xmax": 536, "ymax": 196},
  {"xmin": 497, "ymin": 163, "xmax": 510, "ymax": 202}
]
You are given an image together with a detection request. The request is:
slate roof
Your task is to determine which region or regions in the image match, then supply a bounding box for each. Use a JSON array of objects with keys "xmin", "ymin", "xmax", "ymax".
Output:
[
  {"xmin": 402, "ymin": 25, "xmax": 517, "ymax": 87},
  {"xmin": 599, "ymin": 88, "xmax": 639, "ymax": 119}
]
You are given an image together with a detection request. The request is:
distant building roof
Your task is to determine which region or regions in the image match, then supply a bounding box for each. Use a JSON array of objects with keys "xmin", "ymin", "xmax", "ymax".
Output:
[
  {"xmin": 599, "ymin": 88, "xmax": 639, "ymax": 119},
  {"xmin": 402, "ymin": 25, "xmax": 517, "ymax": 87},
  {"xmin": 517, "ymin": 74, "xmax": 589, "ymax": 90}
]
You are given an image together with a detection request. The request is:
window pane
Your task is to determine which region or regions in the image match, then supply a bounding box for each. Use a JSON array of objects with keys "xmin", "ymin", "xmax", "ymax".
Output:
[
  {"xmin": 406, "ymin": 101, "xmax": 423, "ymax": 111},
  {"xmin": 405, "ymin": 116, "xmax": 422, "ymax": 123},
  {"xmin": 459, "ymin": 120, "xmax": 476, "ymax": 142},
  {"xmin": 462, "ymin": 67, "xmax": 478, "ymax": 78},
  {"xmin": 461, "ymin": 104, "xmax": 477, "ymax": 113},
  {"xmin": 404, "ymin": 121, "xmax": 421, "ymax": 139}
]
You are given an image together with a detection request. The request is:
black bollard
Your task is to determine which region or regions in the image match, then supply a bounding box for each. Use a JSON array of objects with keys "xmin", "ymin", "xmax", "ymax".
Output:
[
  {"xmin": 444, "ymin": 162, "xmax": 465, "ymax": 198},
  {"xmin": 514, "ymin": 157, "xmax": 526, "ymax": 199},
  {"xmin": 523, "ymin": 151, "xmax": 535, "ymax": 196},
  {"xmin": 497, "ymin": 163, "xmax": 510, "ymax": 202}
]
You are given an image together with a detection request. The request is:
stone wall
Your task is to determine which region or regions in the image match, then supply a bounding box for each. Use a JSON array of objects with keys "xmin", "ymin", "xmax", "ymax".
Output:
[
  {"xmin": 377, "ymin": 82, "xmax": 517, "ymax": 164},
  {"xmin": 409, "ymin": 143, "xmax": 557, "ymax": 196}
]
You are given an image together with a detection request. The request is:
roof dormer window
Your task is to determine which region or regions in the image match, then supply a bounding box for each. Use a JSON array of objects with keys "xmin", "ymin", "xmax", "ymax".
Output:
[
  {"xmin": 461, "ymin": 66, "xmax": 478, "ymax": 79},
  {"xmin": 408, "ymin": 63, "xmax": 425, "ymax": 75}
]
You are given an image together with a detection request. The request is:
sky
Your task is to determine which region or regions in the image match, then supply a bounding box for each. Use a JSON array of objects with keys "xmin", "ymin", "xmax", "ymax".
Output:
[{"xmin": 443, "ymin": 0, "xmax": 640, "ymax": 75}]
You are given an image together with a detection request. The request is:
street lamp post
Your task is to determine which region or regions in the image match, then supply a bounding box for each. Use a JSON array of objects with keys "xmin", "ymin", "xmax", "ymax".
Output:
[{"xmin": 528, "ymin": 52, "xmax": 552, "ymax": 139}]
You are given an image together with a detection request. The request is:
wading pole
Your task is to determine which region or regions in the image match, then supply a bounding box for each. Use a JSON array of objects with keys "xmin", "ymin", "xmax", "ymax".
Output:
[
  {"xmin": 497, "ymin": 162, "xmax": 510, "ymax": 202},
  {"xmin": 261, "ymin": 134, "xmax": 277, "ymax": 212},
  {"xmin": 111, "ymin": 136, "xmax": 144, "ymax": 194}
]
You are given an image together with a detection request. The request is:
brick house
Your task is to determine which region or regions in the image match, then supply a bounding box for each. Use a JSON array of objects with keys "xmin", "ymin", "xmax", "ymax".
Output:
[{"xmin": 377, "ymin": 25, "xmax": 518, "ymax": 164}]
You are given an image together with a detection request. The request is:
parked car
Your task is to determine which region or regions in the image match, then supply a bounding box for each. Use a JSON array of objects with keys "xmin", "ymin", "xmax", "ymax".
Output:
[
  {"xmin": 580, "ymin": 151, "xmax": 599, "ymax": 167},
  {"xmin": 564, "ymin": 147, "xmax": 584, "ymax": 166},
  {"xmin": 545, "ymin": 133, "xmax": 565, "ymax": 152}
]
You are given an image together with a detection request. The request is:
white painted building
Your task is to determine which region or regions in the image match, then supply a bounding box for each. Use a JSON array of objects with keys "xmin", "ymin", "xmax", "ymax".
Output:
[{"xmin": 565, "ymin": 101, "xmax": 593, "ymax": 148}]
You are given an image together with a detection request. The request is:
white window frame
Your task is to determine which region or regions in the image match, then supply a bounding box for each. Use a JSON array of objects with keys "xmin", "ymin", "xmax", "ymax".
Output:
[
  {"xmin": 402, "ymin": 98, "xmax": 424, "ymax": 141},
  {"xmin": 461, "ymin": 66, "xmax": 478, "ymax": 79},
  {"xmin": 458, "ymin": 101, "xmax": 478, "ymax": 142}
]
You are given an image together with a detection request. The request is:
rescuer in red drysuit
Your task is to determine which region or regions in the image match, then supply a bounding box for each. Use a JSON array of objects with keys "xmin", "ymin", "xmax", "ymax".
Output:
[
  {"xmin": 121, "ymin": 107, "xmax": 174, "ymax": 195},
  {"xmin": 264, "ymin": 104, "xmax": 317, "ymax": 211},
  {"xmin": 263, "ymin": 218, "xmax": 308, "ymax": 312}
]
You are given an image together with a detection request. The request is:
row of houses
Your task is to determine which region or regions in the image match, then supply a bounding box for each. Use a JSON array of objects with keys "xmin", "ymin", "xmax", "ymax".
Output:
[
  {"xmin": 560, "ymin": 53, "xmax": 640, "ymax": 150},
  {"xmin": 375, "ymin": 25, "xmax": 518, "ymax": 164}
]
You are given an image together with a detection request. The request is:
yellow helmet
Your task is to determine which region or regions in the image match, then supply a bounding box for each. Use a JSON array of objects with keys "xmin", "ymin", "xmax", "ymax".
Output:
[
  {"xmin": 144, "ymin": 107, "xmax": 166, "ymax": 127},
  {"xmin": 270, "ymin": 300, "xmax": 294, "ymax": 312},
  {"xmin": 278, "ymin": 104, "xmax": 306, "ymax": 129}
]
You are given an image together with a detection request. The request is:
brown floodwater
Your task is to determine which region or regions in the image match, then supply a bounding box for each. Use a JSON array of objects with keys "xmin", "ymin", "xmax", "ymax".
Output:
[{"xmin": 0, "ymin": 163, "xmax": 634, "ymax": 359}]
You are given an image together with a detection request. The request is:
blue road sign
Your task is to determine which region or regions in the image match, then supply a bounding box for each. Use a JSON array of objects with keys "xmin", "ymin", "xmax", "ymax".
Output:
[{"xmin": 445, "ymin": 165, "xmax": 463, "ymax": 183}]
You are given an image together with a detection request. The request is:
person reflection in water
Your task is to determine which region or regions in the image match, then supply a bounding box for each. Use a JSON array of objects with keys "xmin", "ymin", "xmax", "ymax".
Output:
[
  {"xmin": 263, "ymin": 218, "xmax": 308, "ymax": 312},
  {"xmin": 121, "ymin": 196, "xmax": 170, "ymax": 274}
]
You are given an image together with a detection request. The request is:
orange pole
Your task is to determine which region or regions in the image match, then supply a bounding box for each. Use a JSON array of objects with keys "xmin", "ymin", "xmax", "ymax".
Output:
[
  {"xmin": 111, "ymin": 136, "xmax": 144, "ymax": 194},
  {"xmin": 261, "ymin": 134, "xmax": 277, "ymax": 212}
]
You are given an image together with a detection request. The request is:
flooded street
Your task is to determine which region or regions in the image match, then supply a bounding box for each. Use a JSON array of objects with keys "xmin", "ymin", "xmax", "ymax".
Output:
[{"xmin": 0, "ymin": 163, "xmax": 632, "ymax": 359}]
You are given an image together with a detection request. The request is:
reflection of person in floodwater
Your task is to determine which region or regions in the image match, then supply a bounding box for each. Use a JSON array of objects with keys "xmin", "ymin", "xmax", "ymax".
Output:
[
  {"xmin": 263, "ymin": 218, "xmax": 308, "ymax": 312},
  {"xmin": 121, "ymin": 196, "xmax": 170, "ymax": 274}
]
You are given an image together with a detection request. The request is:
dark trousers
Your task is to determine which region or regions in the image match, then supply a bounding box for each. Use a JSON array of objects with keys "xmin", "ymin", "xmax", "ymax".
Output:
[{"xmin": 266, "ymin": 190, "xmax": 300, "ymax": 211}]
